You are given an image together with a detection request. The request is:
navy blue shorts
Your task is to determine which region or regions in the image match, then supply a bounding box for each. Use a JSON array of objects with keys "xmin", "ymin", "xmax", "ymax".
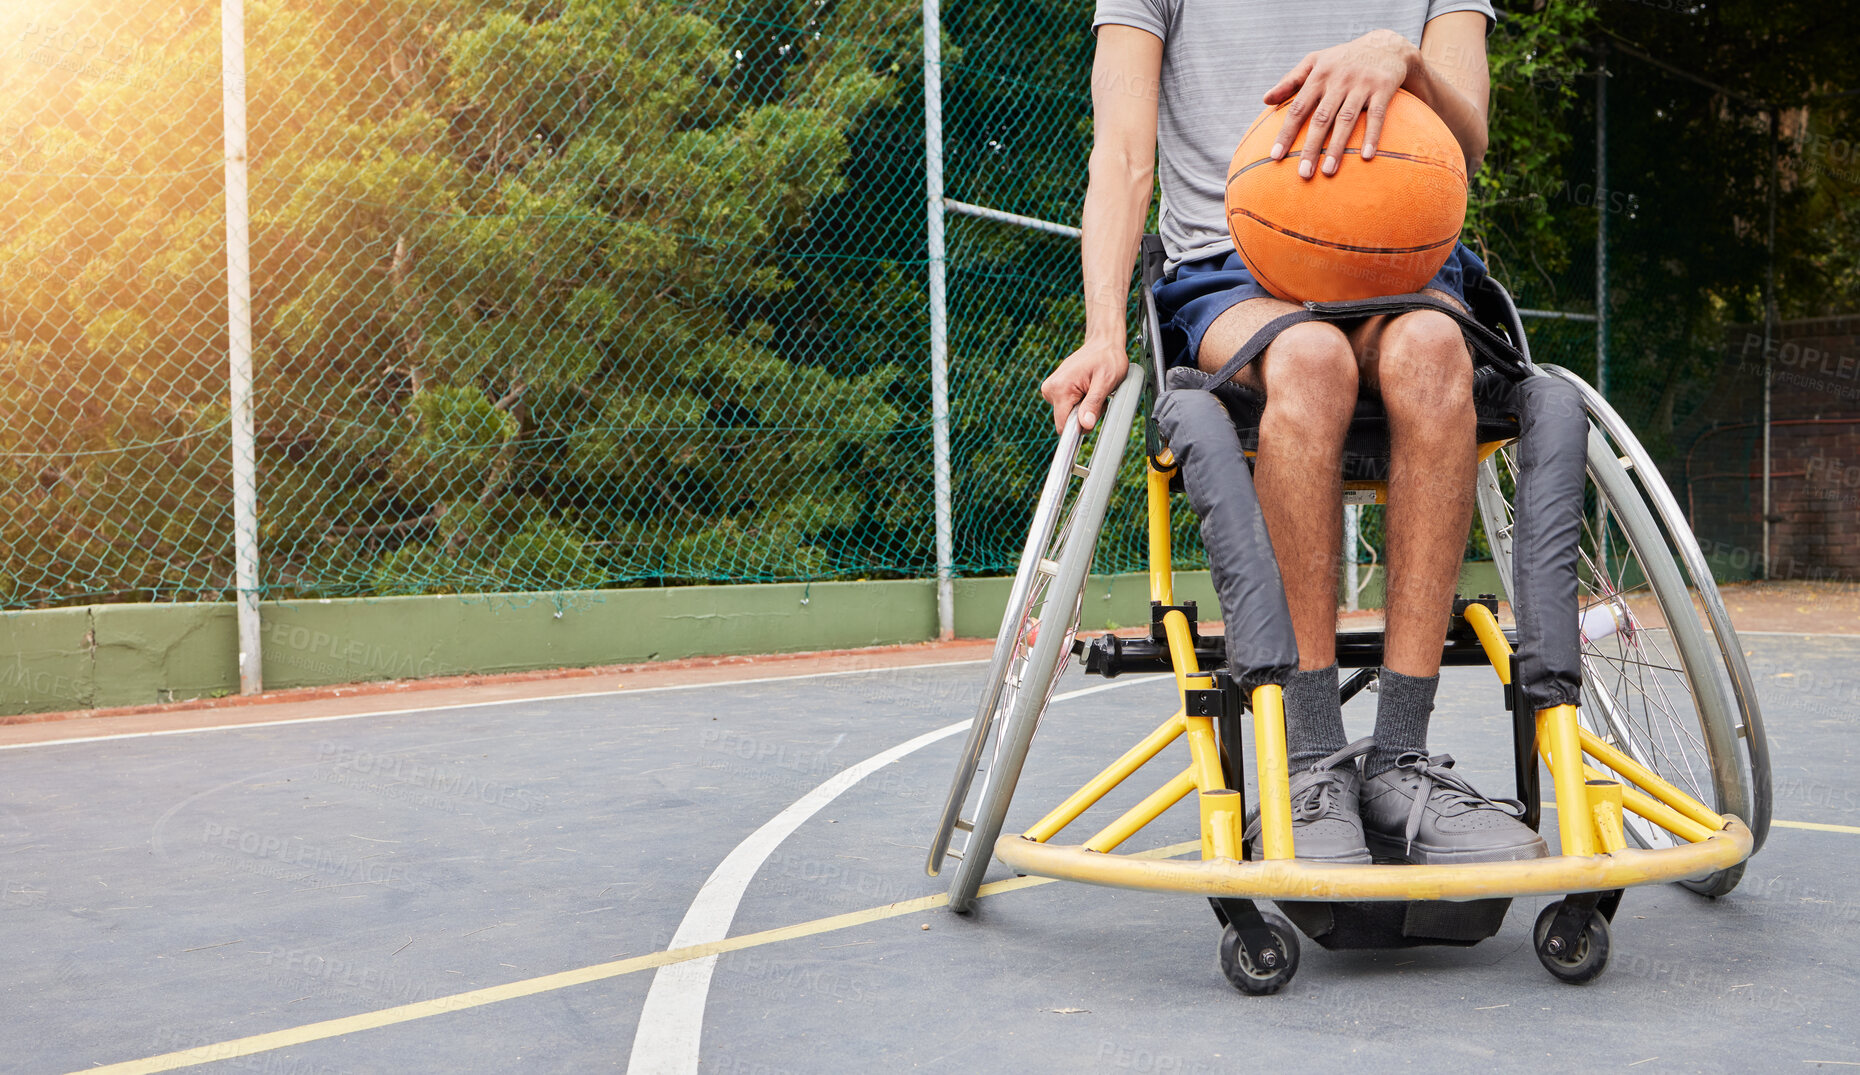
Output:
[{"xmin": 1153, "ymin": 242, "xmax": 1489, "ymax": 370}]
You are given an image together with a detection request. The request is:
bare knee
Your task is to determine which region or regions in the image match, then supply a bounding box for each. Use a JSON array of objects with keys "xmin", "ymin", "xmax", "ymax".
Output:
[
  {"xmin": 1260, "ymin": 322, "xmax": 1356, "ymax": 430},
  {"xmin": 1376, "ymin": 311, "xmax": 1472, "ymax": 417}
]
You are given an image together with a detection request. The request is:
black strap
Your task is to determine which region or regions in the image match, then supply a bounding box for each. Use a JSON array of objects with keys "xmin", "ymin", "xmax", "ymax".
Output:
[
  {"xmin": 1307, "ymin": 293, "xmax": 1529, "ymax": 379},
  {"xmin": 1200, "ymin": 309, "xmax": 1317, "ymax": 388},
  {"xmin": 1172, "ymin": 292, "xmax": 1527, "ymax": 391}
]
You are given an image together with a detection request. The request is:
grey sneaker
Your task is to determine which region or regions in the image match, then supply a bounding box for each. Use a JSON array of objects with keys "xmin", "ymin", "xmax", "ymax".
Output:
[
  {"xmin": 1247, "ymin": 738, "xmax": 1375, "ymax": 864},
  {"xmin": 1360, "ymin": 752, "xmax": 1549, "ymax": 864}
]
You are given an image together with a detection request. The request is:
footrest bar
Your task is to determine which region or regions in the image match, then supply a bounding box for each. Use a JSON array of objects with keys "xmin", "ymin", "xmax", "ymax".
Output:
[{"xmin": 993, "ymin": 818, "xmax": 1752, "ymax": 903}]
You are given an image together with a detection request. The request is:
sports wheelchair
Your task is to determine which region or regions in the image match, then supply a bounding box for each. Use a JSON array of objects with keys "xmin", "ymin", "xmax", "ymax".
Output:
[{"xmin": 927, "ymin": 235, "xmax": 1772, "ymax": 992}]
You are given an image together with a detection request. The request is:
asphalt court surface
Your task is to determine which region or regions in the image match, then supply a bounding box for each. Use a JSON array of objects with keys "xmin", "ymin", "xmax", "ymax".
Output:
[{"xmin": 2, "ymin": 635, "xmax": 1858, "ymax": 1073}]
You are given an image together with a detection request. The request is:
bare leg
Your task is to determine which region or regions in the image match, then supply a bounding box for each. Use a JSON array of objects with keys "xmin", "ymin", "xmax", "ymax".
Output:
[
  {"xmin": 1351, "ymin": 305, "xmax": 1548, "ymax": 862},
  {"xmin": 1353, "ymin": 306, "xmax": 1476, "ymax": 677},
  {"xmin": 1198, "ymin": 298, "xmax": 1356, "ymax": 670}
]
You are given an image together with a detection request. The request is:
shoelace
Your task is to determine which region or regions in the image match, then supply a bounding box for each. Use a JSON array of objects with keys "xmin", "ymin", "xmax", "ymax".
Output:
[
  {"xmin": 1290, "ymin": 738, "xmax": 1376, "ymax": 823},
  {"xmin": 1390, "ymin": 751, "xmax": 1528, "ymax": 853},
  {"xmin": 1244, "ymin": 737, "xmax": 1374, "ymax": 840}
]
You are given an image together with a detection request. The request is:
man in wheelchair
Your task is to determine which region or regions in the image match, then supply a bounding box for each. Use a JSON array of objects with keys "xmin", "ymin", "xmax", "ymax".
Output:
[{"xmin": 1041, "ymin": 1, "xmax": 1547, "ymax": 867}]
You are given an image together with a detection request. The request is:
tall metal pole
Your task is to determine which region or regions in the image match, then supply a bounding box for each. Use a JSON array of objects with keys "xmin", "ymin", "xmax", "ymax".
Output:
[
  {"xmin": 1594, "ymin": 53, "xmax": 1609, "ymax": 566},
  {"xmin": 1343, "ymin": 504, "xmax": 1360, "ymax": 613},
  {"xmin": 924, "ymin": 0, "xmax": 955, "ymax": 640},
  {"xmin": 1595, "ymin": 50, "xmax": 1608, "ymax": 401},
  {"xmin": 1761, "ymin": 110, "xmax": 1778, "ymax": 580},
  {"xmin": 222, "ymin": 0, "xmax": 262, "ymax": 693}
]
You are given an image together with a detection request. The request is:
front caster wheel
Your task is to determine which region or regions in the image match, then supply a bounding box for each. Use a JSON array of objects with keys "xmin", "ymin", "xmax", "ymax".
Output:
[
  {"xmin": 1533, "ymin": 900, "xmax": 1612, "ymax": 984},
  {"xmin": 1218, "ymin": 911, "xmax": 1300, "ymax": 995}
]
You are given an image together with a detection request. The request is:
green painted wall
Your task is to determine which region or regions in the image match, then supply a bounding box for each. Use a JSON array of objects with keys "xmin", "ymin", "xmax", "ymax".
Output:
[
  {"xmin": 0, "ymin": 606, "xmax": 95, "ymax": 711},
  {"xmin": 0, "ymin": 564, "xmax": 1503, "ymax": 716},
  {"xmin": 2, "ymin": 581, "xmax": 943, "ymax": 716},
  {"xmin": 951, "ymin": 570, "xmax": 1222, "ymax": 640},
  {"xmin": 1345, "ymin": 562, "xmax": 1505, "ymax": 614}
]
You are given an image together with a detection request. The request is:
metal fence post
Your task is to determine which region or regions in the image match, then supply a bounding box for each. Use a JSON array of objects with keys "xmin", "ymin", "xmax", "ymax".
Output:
[
  {"xmin": 222, "ymin": 0, "xmax": 262, "ymax": 693},
  {"xmin": 1762, "ymin": 109, "xmax": 1779, "ymax": 581},
  {"xmin": 1594, "ymin": 50, "xmax": 1608, "ymax": 403},
  {"xmin": 1594, "ymin": 54, "xmax": 1610, "ymax": 569},
  {"xmin": 1343, "ymin": 504, "xmax": 1360, "ymax": 612},
  {"xmin": 924, "ymin": 0, "xmax": 955, "ymax": 640}
]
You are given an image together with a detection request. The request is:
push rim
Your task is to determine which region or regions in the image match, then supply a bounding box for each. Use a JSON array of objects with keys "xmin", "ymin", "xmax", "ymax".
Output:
[{"xmin": 942, "ymin": 370, "xmax": 1145, "ymax": 912}]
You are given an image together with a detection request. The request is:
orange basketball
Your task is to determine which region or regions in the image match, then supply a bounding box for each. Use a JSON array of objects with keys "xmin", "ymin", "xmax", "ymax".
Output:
[{"xmin": 1224, "ymin": 89, "xmax": 1467, "ymax": 303}]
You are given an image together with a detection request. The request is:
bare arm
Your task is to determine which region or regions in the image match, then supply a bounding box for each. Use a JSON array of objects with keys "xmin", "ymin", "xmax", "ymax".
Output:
[
  {"xmin": 1261, "ymin": 10, "xmax": 1491, "ymax": 179},
  {"xmin": 1410, "ymin": 12, "xmax": 1491, "ymax": 172},
  {"xmin": 1039, "ymin": 25, "xmax": 1160, "ymax": 432}
]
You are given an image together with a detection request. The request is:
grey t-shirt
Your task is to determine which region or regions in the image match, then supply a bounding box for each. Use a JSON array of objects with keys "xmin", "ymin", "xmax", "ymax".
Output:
[{"xmin": 1092, "ymin": 0, "xmax": 1495, "ymax": 272}]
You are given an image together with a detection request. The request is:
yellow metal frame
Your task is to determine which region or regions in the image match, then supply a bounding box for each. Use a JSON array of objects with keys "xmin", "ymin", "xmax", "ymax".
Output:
[{"xmin": 1001, "ymin": 459, "xmax": 1753, "ymax": 902}]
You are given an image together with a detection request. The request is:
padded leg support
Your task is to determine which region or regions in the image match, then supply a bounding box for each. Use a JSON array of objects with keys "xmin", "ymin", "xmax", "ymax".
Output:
[
  {"xmin": 1153, "ymin": 388, "xmax": 1300, "ymax": 691},
  {"xmin": 1510, "ymin": 374, "xmax": 1588, "ymax": 710}
]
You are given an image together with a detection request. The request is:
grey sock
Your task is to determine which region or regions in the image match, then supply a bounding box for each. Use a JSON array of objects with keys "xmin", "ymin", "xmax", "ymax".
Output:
[
  {"xmin": 1283, "ymin": 663, "xmax": 1347, "ymax": 772},
  {"xmin": 1367, "ymin": 667, "xmax": 1438, "ymax": 779}
]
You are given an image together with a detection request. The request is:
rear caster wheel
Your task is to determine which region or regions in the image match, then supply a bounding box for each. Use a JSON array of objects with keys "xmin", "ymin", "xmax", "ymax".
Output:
[
  {"xmin": 1533, "ymin": 900, "xmax": 1611, "ymax": 984},
  {"xmin": 1218, "ymin": 911, "xmax": 1300, "ymax": 995}
]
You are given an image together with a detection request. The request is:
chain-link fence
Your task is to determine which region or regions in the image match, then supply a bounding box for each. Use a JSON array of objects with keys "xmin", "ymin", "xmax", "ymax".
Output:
[
  {"xmin": 4, "ymin": 3, "xmax": 233, "ymax": 609},
  {"xmin": 3, "ymin": 0, "xmax": 941, "ymax": 617},
  {"xmin": 2, "ymin": 2, "xmax": 1852, "ymax": 645}
]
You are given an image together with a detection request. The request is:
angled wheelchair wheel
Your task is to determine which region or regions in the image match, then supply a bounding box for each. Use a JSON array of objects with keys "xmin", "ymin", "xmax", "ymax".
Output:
[
  {"xmin": 1542, "ymin": 366, "xmax": 1771, "ymax": 861},
  {"xmin": 927, "ymin": 369, "xmax": 1145, "ymax": 913},
  {"xmin": 1476, "ymin": 370, "xmax": 1767, "ymax": 897}
]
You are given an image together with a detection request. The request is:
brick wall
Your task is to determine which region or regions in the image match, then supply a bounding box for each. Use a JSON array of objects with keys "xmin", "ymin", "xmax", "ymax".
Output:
[{"xmin": 1669, "ymin": 316, "xmax": 1860, "ymax": 581}]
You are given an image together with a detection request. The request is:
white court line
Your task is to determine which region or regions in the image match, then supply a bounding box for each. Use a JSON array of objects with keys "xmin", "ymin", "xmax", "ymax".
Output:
[
  {"xmin": 0, "ymin": 658, "xmax": 990, "ymax": 752},
  {"xmin": 625, "ymin": 673, "xmax": 1170, "ymax": 1075}
]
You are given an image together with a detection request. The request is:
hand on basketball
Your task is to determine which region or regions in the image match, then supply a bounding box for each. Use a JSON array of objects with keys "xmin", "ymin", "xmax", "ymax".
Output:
[
  {"xmin": 1263, "ymin": 30, "xmax": 1419, "ymax": 180},
  {"xmin": 1041, "ymin": 340, "xmax": 1128, "ymax": 433}
]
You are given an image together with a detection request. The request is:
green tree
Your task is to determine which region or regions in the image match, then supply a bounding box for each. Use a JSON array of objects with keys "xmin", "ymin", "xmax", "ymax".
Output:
[
  {"xmin": 1, "ymin": 0, "xmax": 928, "ymax": 608},
  {"xmin": 1585, "ymin": 1, "xmax": 1860, "ymax": 452},
  {"xmin": 0, "ymin": 2, "xmax": 233, "ymax": 606}
]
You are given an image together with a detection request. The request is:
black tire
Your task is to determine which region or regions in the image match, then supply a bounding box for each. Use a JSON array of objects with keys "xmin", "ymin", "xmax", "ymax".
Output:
[
  {"xmin": 1532, "ymin": 900, "xmax": 1612, "ymax": 985},
  {"xmin": 1218, "ymin": 911, "xmax": 1301, "ymax": 995}
]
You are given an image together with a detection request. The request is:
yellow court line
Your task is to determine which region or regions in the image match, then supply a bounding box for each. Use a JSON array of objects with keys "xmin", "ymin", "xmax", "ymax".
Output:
[
  {"xmin": 1771, "ymin": 818, "xmax": 1860, "ymax": 835},
  {"xmin": 68, "ymin": 805, "xmax": 1860, "ymax": 1075},
  {"xmin": 78, "ymin": 841, "xmax": 1202, "ymax": 1075},
  {"xmin": 1542, "ymin": 803, "xmax": 1860, "ymax": 838}
]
